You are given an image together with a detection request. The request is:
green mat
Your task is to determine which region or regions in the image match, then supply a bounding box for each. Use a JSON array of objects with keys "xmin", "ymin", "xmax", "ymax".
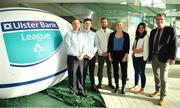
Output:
[{"xmin": 0, "ymin": 77, "xmax": 106, "ymax": 107}]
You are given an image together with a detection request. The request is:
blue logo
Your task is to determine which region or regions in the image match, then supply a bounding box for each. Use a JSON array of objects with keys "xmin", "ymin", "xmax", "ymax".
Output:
[
  {"xmin": 2, "ymin": 21, "xmax": 62, "ymax": 67},
  {"xmin": 1, "ymin": 21, "xmax": 59, "ymax": 32}
]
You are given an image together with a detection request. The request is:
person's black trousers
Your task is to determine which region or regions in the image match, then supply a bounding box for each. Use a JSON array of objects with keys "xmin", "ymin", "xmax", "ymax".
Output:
[
  {"xmin": 83, "ymin": 56, "xmax": 96, "ymax": 88},
  {"xmin": 111, "ymin": 51, "xmax": 127, "ymax": 88}
]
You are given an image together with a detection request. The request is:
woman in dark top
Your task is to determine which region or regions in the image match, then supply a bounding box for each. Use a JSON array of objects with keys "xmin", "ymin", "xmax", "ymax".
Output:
[{"xmin": 108, "ymin": 21, "xmax": 130, "ymax": 94}]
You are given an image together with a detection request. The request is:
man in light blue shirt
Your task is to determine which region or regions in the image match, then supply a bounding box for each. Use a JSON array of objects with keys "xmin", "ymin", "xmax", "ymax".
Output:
[
  {"xmin": 64, "ymin": 18, "xmax": 86, "ymax": 96},
  {"xmin": 82, "ymin": 18, "xmax": 98, "ymax": 92}
]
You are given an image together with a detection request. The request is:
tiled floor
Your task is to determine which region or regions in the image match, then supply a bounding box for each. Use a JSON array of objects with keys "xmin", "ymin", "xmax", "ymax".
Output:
[{"xmin": 95, "ymin": 64, "xmax": 180, "ymax": 108}]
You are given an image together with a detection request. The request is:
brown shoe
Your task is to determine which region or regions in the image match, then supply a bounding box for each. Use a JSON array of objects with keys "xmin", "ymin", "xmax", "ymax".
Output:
[
  {"xmin": 136, "ymin": 88, "xmax": 144, "ymax": 95},
  {"xmin": 128, "ymin": 86, "xmax": 138, "ymax": 92},
  {"xmin": 149, "ymin": 91, "xmax": 160, "ymax": 97},
  {"xmin": 159, "ymin": 98, "xmax": 166, "ymax": 106}
]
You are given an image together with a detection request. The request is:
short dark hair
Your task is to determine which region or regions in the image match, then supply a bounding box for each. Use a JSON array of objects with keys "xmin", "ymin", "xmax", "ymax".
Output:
[
  {"xmin": 156, "ymin": 13, "xmax": 166, "ymax": 19},
  {"xmin": 100, "ymin": 17, "xmax": 108, "ymax": 21},
  {"xmin": 84, "ymin": 18, "xmax": 92, "ymax": 23},
  {"xmin": 71, "ymin": 17, "xmax": 79, "ymax": 23}
]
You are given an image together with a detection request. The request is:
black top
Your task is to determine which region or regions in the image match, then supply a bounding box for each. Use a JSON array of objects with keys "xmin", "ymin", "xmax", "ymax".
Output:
[
  {"xmin": 108, "ymin": 31, "xmax": 130, "ymax": 54},
  {"xmin": 149, "ymin": 26, "xmax": 177, "ymax": 63}
]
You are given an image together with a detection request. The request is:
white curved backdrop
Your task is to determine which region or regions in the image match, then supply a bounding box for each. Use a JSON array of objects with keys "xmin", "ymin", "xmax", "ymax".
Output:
[{"xmin": 0, "ymin": 7, "xmax": 71, "ymax": 98}]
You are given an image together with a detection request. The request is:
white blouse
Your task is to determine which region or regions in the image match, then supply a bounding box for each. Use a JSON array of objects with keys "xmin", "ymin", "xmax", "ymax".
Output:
[{"xmin": 133, "ymin": 35, "xmax": 149, "ymax": 61}]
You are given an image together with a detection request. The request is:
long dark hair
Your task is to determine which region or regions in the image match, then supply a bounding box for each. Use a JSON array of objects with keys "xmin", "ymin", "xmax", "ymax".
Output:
[{"xmin": 135, "ymin": 22, "xmax": 147, "ymax": 39}]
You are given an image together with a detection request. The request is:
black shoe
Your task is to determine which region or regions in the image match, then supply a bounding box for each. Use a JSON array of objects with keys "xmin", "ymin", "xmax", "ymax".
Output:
[
  {"xmin": 97, "ymin": 84, "xmax": 102, "ymax": 88},
  {"xmin": 91, "ymin": 85, "xmax": 98, "ymax": 92},
  {"xmin": 114, "ymin": 88, "xmax": 119, "ymax": 94},
  {"xmin": 121, "ymin": 90, "xmax": 125, "ymax": 94},
  {"xmin": 108, "ymin": 84, "xmax": 115, "ymax": 89},
  {"xmin": 121, "ymin": 87, "xmax": 125, "ymax": 95},
  {"xmin": 78, "ymin": 91, "xmax": 87, "ymax": 97}
]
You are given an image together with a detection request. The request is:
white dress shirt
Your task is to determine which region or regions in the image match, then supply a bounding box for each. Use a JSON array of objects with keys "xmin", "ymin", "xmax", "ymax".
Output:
[{"xmin": 96, "ymin": 28, "xmax": 113, "ymax": 55}]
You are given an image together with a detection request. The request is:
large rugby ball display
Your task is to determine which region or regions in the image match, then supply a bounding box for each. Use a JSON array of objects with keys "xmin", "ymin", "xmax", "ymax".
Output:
[{"xmin": 0, "ymin": 7, "xmax": 71, "ymax": 98}]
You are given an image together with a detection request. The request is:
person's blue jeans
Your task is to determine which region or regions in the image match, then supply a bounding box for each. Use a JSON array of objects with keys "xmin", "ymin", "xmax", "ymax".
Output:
[{"xmin": 132, "ymin": 57, "xmax": 146, "ymax": 88}]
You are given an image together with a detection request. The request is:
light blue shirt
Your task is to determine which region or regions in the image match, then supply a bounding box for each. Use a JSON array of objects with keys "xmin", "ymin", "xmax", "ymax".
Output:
[
  {"xmin": 64, "ymin": 30, "xmax": 86, "ymax": 56},
  {"xmin": 82, "ymin": 30, "xmax": 97, "ymax": 57}
]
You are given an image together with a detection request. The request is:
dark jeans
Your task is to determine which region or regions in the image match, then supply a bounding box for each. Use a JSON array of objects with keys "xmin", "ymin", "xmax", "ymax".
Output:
[
  {"xmin": 83, "ymin": 57, "xmax": 96, "ymax": 88},
  {"xmin": 97, "ymin": 55, "xmax": 112, "ymax": 85},
  {"xmin": 67, "ymin": 55, "xmax": 84, "ymax": 93},
  {"xmin": 111, "ymin": 51, "xmax": 127, "ymax": 87},
  {"xmin": 132, "ymin": 56, "xmax": 146, "ymax": 88}
]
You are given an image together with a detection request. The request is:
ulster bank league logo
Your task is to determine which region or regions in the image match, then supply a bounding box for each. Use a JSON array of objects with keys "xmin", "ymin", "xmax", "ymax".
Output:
[{"xmin": 1, "ymin": 21, "xmax": 62, "ymax": 67}]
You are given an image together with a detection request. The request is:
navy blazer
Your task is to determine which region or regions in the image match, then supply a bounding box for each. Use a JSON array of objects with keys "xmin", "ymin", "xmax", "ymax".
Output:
[
  {"xmin": 108, "ymin": 31, "xmax": 130, "ymax": 54},
  {"xmin": 149, "ymin": 26, "xmax": 177, "ymax": 63}
]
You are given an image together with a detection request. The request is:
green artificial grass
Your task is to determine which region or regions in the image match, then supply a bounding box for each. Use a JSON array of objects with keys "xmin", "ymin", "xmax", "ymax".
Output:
[{"xmin": 0, "ymin": 77, "xmax": 106, "ymax": 107}]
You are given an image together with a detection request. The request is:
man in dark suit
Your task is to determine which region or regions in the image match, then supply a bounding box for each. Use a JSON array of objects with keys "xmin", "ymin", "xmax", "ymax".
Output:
[{"xmin": 149, "ymin": 13, "xmax": 177, "ymax": 106}]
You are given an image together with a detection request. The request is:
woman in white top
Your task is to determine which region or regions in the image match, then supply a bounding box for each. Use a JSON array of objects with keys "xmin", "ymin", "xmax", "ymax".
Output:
[{"xmin": 129, "ymin": 22, "xmax": 149, "ymax": 94}]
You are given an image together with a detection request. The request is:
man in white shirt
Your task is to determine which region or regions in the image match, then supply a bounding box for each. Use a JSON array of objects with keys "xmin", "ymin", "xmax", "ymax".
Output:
[
  {"xmin": 96, "ymin": 17, "xmax": 114, "ymax": 89},
  {"xmin": 64, "ymin": 18, "xmax": 86, "ymax": 96},
  {"xmin": 82, "ymin": 18, "xmax": 98, "ymax": 92}
]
